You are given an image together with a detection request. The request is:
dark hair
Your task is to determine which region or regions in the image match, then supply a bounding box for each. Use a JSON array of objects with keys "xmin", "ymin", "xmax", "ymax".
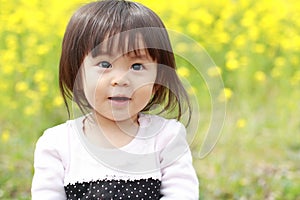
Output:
[{"xmin": 59, "ymin": 0, "xmax": 191, "ymax": 123}]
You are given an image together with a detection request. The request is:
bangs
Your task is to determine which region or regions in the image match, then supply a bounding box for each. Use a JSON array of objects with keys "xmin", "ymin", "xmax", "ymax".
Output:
[
  {"xmin": 78, "ymin": 1, "xmax": 172, "ymax": 62},
  {"xmin": 90, "ymin": 29, "xmax": 162, "ymax": 60}
]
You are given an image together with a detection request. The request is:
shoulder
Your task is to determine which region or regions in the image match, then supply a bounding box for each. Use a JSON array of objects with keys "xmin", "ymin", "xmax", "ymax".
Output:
[
  {"xmin": 141, "ymin": 114, "xmax": 190, "ymax": 168},
  {"xmin": 139, "ymin": 113, "xmax": 185, "ymax": 131},
  {"xmin": 35, "ymin": 117, "xmax": 83, "ymax": 151},
  {"xmin": 139, "ymin": 113, "xmax": 187, "ymax": 144},
  {"xmin": 37, "ymin": 121, "xmax": 70, "ymax": 145}
]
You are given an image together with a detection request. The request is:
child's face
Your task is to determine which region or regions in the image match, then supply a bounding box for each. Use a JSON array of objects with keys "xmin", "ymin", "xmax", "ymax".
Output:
[{"xmin": 81, "ymin": 40, "xmax": 157, "ymax": 123}]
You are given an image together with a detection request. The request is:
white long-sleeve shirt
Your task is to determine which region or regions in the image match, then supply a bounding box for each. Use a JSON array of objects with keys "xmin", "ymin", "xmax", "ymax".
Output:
[{"xmin": 31, "ymin": 114, "xmax": 199, "ymax": 199}]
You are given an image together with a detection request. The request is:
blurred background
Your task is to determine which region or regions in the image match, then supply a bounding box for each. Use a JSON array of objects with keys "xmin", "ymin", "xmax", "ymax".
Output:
[{"xmin": 0, "ymin": 0, "xmax": 299, "ymax": 199}]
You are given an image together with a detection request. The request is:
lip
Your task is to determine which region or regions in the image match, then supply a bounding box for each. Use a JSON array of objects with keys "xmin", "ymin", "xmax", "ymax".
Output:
[{"xmin": 108, "ymin": 96, "xmax": 131, "ymax": 106}]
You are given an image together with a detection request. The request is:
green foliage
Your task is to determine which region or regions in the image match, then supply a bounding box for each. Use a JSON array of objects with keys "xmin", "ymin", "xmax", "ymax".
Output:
[{"xmin": 0, "ymin": 0, "xmax": 299, "ymax": 199}]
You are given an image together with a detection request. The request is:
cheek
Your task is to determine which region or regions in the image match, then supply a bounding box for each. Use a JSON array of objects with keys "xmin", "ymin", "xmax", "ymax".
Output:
[
  {"xmin": 83, "ymin": 72, "xmax": 105, "ymax": 108},
  {"xmin": 132, "ymin": 84, "xmax": 154, "ymax": 104}
]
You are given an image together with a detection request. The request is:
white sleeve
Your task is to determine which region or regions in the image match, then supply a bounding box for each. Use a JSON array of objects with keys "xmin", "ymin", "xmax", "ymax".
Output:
[
  {"xmin": 31, "ymin": 130, "xmax": 67, "ymax": 200},
  {"xmin": 158, "ymin": 121, "xmax": 199, "ymax": 199}
]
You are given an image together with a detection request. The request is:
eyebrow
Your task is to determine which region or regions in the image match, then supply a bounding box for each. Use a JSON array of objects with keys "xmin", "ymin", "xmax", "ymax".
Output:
[{"xmin": 127, "ymin": 50, "xmax": 151, "ymax": 59}]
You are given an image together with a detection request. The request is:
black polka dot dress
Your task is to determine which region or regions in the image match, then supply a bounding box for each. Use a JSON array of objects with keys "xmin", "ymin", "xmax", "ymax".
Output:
[{"xmin": 65, "ymin": 178, "xmax": 162, "ymax": 200}]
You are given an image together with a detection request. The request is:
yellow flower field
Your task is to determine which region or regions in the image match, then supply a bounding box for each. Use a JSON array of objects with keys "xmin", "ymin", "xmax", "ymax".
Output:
[{"xmin": 0, "ymin": 0, "xmax": 299, "ymax": 199}]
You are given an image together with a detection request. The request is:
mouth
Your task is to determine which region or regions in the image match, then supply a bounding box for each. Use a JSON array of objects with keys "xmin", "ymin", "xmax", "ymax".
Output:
[
  {"xmin": 108, "ymin": 96, "xmax": 131, "ymax": 101},
  {"xmin": 108, "ymin": 96, "xmax": 131, "ymax": 107}
]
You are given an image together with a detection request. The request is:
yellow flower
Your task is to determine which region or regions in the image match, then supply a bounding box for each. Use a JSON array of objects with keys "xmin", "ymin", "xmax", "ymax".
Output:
[
  {"xmin": 175, "ymin": 42, "xmax": 188, "ymax": 53},
  {"xmin": 226, "ymin": 58, "xmax": 239, "ymax": 71},
  {"xmin": 38, "ymin": 82, "xmax": 49, "ymax": 94},
  {"xmin": 254, "ymin": 71, "xmax": 266, "ymax": 82},
  {"xmin": 216, "ymin": 32, "xmax": 230, "ymax": 44},
  {"xmin": 24, "ymin": 105, "xmax": 37, "ymax": 116},
  {"xmin": 37, "ymin": 44, "xmax": 50, "ymax": 55},
  {"xmin": 290, "ymin": 71, "xmax": 300, "ymax": 86},
  {"xmin": 188, "ymin": 86, "xmax": 197, "ymax": 95},
  {"xmin": 274, "ymin": 57, "xmax": 286, "ymax": 67},
  {"xmin": 218, "ymin": 88, "xmax": 233, "ymax": 102},
  {"xmin": 253, "ymin": 43, "xmax": 265, "ymax": 54},
  {"xmin": 34, "ymin": 70, "xmax": 46, "ymax": 83},
  {"xmin": 233, "ymin": 35, "xmax": 246, "ymax": 48},
  {"xmin": 1, "ymin": 130, "xmax": 10, "ymax": 143},
  {"xmin": 241, "ymin": 10, "xmax": 256, "ymax": 27},
  {"xmin": 195, "ymin": 9, "xmax": 214, "ymax": 26},
  {"xmin": 53, "ymin": 96, "xmax": 64, "ymax": 107},
  {"xmin": 236, "ymin": 118, "xmax": 246, "ymax": 128},
  {"xmin": 0, "ymin": 82, "xmax": 8, "ymax": 91},
  {"xmin": 5, "ymin": 35, "xmax": 18, "ymax": 50},
  {"xmin": 187, "ymin": 22, "xmax": 201, "ymax": 36},
  {"xmin": 226, "ymin": 51, "xmax": 237, "ymax": 60},
  {"xmin": 15, "ymin": 81, "xmax": 29, "ymax": 92},
  {"xmin": 2, "ymin": 64, "xmax": 14, "ymax": 75},
  {"xmin": 271, "ymin": 66, "xmax": 282, "ymax": 78},
  {"xmin": 207, "ymin": 66, "xmax": 222, "ymax": 77},
  {"xmin": 177, "ymin": 67, "xmax": 190, "ymax": 78}
]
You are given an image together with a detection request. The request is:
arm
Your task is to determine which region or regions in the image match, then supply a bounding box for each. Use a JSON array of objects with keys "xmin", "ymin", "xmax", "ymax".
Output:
[
  {"xmin": 159, "ymin": 122, "xmax": 199, "ymax": 199},
  {"xmin": 31, "ymin": 130, "xmax": 67, "ymax": 200}
]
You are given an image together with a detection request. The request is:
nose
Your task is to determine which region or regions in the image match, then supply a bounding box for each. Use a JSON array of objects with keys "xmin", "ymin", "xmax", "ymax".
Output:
[{"xmin": 110, "ymin": 70, "xmax": 130, "ymax": 87}]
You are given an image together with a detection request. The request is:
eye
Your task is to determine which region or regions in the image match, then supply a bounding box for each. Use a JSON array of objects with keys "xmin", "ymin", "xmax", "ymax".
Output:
[
  {"xmin": 98, "ymin": 61, "xmax": 112, "ymax": 68},
  {"xmin": 131, "ymin": 63, "xmax": 144, "ymax": 71}
]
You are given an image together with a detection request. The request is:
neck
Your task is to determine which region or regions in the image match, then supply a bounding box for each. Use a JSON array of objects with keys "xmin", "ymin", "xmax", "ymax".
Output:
[{"xmin": 84, "ymin": 111, "xmax": 140, "ymax": 148}]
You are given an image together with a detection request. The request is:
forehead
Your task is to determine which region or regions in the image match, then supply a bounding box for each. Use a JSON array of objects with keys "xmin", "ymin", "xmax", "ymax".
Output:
[{"xmin": 90, "ymin": 32, "xmax": 149, "ymax": 58}]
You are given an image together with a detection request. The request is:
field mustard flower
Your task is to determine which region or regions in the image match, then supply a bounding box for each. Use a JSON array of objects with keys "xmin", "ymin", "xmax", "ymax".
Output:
[
  {"xmin": 1, "ymin": 130, "xmax": 10, "ymax": 143},
  {"xmin": 207, "ymin": 66, "xmax": 222, "ymax": 77},
  {"xmin": 34, "ymin": 70, "xmax": 46, "ymax": 83},
  {"xmin": 177, "ymin": 67, "xmax": 190, "ymax": 78},
  {"xmin": 254, "ymin": 71, "xmax": 267, "ymax": 83},
  {"xmin": 187, "ymin": 22, "xmax": 201, "ymax": 36},
  {"xmin": 275, "ymin": 57, "xmax": 286, "ymax": 67},
  {"xmin": 290, "ymin": 71, "xmax": 300, "ymax": 86},
  {"xmin": 271, "ymin": 66, "xmax": 282, "ymax": 78},
  {"xmin": 2, "ymin": 65, "xmax": 14, "ymax": 75},
  {"xmin": 226, "ymin": 58, "xmax": 239, "ymax": 71},
  {"xmin": 188, "ymin": 86, "xmax": 197, "ymax": 95},
  {"xmin": 218, "ymin": 88, "xmax": 233, "ymax": 102},
  {"xmin": 253, "ymin": 44, "xmax": 265, "ymax": 54},
  {"xmin": 53, "ymin": 96, "xmax": 64, "ymax": 107},
  {"xmin": 236, "ymin": 118, "xmax": 246, "ymax": 128},
  {"xmin": 175, "ymin": 42, "xmax": 188, "ymax": 53},
  {"xmin": 15, "ymin": 82, "xmax": 29, "ymax": 92}
]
